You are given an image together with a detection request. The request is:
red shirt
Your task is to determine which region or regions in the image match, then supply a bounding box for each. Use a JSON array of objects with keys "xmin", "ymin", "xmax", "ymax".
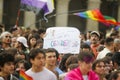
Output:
[{"xmin": 90, "ymin": 44, "xmax": 100, "ymax": 59}]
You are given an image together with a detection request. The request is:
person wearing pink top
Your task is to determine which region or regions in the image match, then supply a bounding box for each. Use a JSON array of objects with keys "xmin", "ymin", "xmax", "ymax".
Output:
[{"xmin": 65, "ymin": 51, "xmax": 99, "ymax": 80}]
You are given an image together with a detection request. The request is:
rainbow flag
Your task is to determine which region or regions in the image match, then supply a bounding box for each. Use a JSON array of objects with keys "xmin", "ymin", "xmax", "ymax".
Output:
[
  {"xmin": 74, "ymin": 9, "xmax": 105, "ymax": 22},
  {"xmin": 19, "ymin": 70, "xmax": 33, "ymax": 80},
  {"xmin": 103, "ymin": 16, "xmax": 117, "ymax": 25},
  {"xmin": 74, "ymin": 9, "xmax": 120, "ymax": 26}
]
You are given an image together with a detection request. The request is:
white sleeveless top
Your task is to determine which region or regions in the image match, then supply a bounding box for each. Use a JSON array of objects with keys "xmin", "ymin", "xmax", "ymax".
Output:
[{"xmin": 83, "ymin": 75, "xmax": 88, "ymax": 80}]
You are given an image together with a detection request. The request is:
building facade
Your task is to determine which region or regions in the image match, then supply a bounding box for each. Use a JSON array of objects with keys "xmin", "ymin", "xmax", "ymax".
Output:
[{"xmin": 0, "ymin": 0, "xmax": 120, "ymax": 33}]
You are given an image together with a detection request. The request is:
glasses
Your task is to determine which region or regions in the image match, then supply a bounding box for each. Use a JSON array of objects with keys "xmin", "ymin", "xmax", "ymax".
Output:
[{"xmin": 5, "ymin": 36, "xmax": 11, "ymax": 38}]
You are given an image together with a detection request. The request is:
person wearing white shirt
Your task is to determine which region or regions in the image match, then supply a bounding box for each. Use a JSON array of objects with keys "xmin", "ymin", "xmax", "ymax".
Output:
[
  {"xmin": 25, "ymin": 48, "xmax": 57, "ymax": 80},
  {"xmin": 97, "ymin": 37, "xmax": 114, "ymax": 59}
]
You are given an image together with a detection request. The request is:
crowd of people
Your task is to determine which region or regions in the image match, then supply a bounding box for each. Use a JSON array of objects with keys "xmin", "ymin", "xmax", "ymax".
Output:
[{"xmin": 0, "ymin": 24, "xmax": 120, "ymax": 80}]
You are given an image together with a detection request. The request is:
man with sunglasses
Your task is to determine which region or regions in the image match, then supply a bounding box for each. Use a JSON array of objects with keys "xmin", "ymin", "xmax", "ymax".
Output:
[{"xmin": 0, "ymin": 31, "xmax": 12, "ymax": 51}]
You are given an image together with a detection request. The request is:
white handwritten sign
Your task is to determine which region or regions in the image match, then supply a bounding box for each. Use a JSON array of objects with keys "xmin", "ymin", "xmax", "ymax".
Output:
[{"xmin": 43, "ymin": 27, "xmax": 81, "ymax": 54}]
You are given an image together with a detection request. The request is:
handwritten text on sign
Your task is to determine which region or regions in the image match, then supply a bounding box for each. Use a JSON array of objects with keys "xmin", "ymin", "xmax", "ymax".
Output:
[{"xmin": 43, "ymin": 27, "xmax": 81, "ymax": 54}]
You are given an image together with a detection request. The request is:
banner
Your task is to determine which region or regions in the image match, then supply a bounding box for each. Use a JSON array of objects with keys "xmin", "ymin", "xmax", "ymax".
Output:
[{"xmin": 43, "ymin": 27, "xmax": 81, "ymax": 54}]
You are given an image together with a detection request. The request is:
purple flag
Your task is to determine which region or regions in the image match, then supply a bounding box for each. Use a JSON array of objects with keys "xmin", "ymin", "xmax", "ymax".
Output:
[
  {"xmin": 115, "ymin": 26, "xmax": 120, "ymax": 31},
  {"xmin": 20, "ymin": 0, "xmax": 49, "ymax": 15}
]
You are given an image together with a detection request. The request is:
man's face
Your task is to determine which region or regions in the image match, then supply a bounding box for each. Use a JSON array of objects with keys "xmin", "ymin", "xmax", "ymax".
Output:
[
  {"xmin": 0, "ymin": 62, "xmax": 15, "ymax": 75},
  {"xmin": 79, "ymin": 61, "xmax": 93, "ymax": 74},
  {"xmin": 90, "ymin": 34, "xmax": 99, "ymax": 44},
  {"xmin": 2, "ymin": 34, "xmax": 11, "ymax": 44},
  {"xmin": 31, "ymin": 53, "xmax": 45, "ymax": 68},
  {"xmin": 45, "ymin": 52, "xmax": 57, "ymax": 66}
]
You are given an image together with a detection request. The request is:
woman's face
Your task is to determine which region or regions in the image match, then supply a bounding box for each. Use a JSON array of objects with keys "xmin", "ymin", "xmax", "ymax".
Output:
[
  {"xmin": 30, "ymin": 38, "xmax": 36, "ymax": 46},
  {"xmin": 95, "ymin": 62, "xmax": 105, "ymax": 75},
  {"xmin": 16, "ymin": 62, "xmax": 26, "ymax": 71},
  {"xmin": 104, "ymin": 61, "xmax": 113, "ymax": 74}
]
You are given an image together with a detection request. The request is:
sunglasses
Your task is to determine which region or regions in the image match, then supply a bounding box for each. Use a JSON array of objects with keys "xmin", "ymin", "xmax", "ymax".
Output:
[{"xmin": 5, "ymin": 36, "xmax": 11, "ymax": 38}]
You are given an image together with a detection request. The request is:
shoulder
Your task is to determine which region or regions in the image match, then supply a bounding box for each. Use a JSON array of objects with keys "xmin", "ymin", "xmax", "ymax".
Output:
[
  {"xmin": 55, "ymin": 67, "xmax": 64, "ymax": 75},
  {"xmin": 89, "ymin": 70, "xmax": 97, "ymax": 74},
  {"xmin": 12, "ymin": 75, "xmax": 19, "ymax": 80},
  {"xmin": 43, "ymin": 67, "xmax": 56, "ymax": 75},
  {"xmin": 59, "ymin": 73, "xmax": 67, "ymax": 80},
  {"xmin": 65, "ymin": 68, "xmax": 81, "ymax": 78},
  {"xmin": 43, "ymin": 68, "xmax": 57, "ymax": 77},
  {"xmin": 0, "ymin": 77, "xmax": 4, "ymax": 80},
  {"xmin": 44, "ymin": 68, "xmax": 57, "ymax": 80},
  {"xmin": 88, "ymin": 70, "xmax": 99, "ymax": 80},
  {"xmin": 96, "ymin": 50, "xmax": 105, "ymax": 59},
  {"xmin": 25, "ymin": 68, "xmax": 32, "ymax": 75}
]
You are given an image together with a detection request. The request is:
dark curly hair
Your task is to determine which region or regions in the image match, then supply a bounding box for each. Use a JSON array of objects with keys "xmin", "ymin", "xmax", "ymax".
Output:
[
  {"xmin": 112, "ymin": 52, "xmax": 120, "ymax": 66},
  {"xmin": 0, "ymin": 51, "xmax": 15, "ymax": 67}
]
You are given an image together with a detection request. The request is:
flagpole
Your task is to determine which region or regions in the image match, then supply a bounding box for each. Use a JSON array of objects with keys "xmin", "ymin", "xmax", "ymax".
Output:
[
  {"xmin": 15, "ymin": 9, "xmax": 20, "ymax": 27},
  {"xmin": 27, "ymin": 9, "xmax": 86, "ymax": 27}
]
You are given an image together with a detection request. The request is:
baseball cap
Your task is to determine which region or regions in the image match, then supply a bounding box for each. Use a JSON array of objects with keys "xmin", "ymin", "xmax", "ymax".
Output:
[
  {"xmin": 90, "ymin": 31, "xmax": 100, "ymax": 37},
  {"xmin": 17, "ymin": 36, "xmax": 28, "ymax": 47}
]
